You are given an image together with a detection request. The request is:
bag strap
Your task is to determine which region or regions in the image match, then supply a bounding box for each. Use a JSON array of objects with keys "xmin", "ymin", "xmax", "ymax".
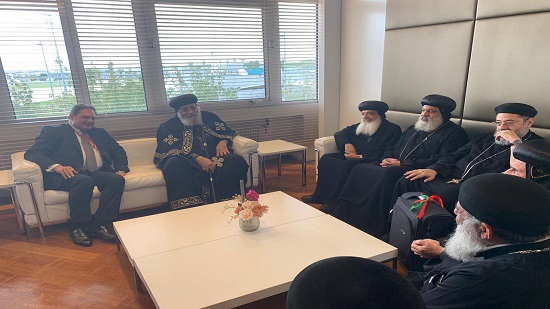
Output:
[{"xmin": 415, "ymin": 195, "xmax": 444, "ymax": 219}]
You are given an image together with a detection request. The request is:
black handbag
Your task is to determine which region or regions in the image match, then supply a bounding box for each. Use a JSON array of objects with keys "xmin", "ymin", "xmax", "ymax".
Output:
[{"xmin": 389, "ymin": 192, "xmax": 455, "ymax": 271}]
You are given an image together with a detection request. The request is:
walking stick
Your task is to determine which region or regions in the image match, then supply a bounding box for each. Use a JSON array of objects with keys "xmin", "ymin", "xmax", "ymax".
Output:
[{"xmin": 210, "ymin": 156, "xmax": 225, "ymax": 203}]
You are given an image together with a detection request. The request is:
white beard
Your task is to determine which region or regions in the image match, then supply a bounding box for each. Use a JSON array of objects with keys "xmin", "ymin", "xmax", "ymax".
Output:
[
  {"xmin": 494, "ymin": 128, "xmax": 528, "ymax": 146},
  {"xmin": 177, "ymin": 108, "xmax": 203, "ymax": 126},
  {"xmin": 355, "ymin": 118, "xmax": 382, "ymax": 136},
  {"xmin": 414, "ymin": 115, "xmax": 444, "ymax": 132},
  {"xmin": 444, "ymin": 218, "xmax": 488, "ymax": 262}
]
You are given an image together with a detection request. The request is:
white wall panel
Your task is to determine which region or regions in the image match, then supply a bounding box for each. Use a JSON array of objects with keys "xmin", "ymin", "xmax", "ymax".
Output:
[
  {"xmin": 386, "ymin": 0, "xmax": 475, "ymax": 29},
  {"xmin": 381, "ymin": 22, "xmax": 473, "ymax": 116},
  {"xmin": 465, "ymin": 12, "xmax": 550, "ymax": 128},
  {"xmin": 477, "ymin": 0, "xmax": 550, "ymax": 19}
]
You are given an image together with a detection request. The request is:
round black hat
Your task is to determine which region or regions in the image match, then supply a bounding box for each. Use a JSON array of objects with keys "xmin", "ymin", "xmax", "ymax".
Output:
[
  {"xmin": 420, "ymin": 94, "xmax": 457, "ymax": 113},
  {"xmin": 459, "ymin": 173, "xmax": 550, "ymax": 237},
  {"xmin": 514, "ymin": 139, "xmax": 550, "ymax": 172},
  {"xmin": 358, "ymin": 100, "xmax": 389, "ymax": 115},
  {"xmin": 168, "ymin": 94, "xmax": 198, "ymax": 111},
  {"xmin": 286, "ymin": 256, "xmax": 425, "ymax": 309},
  {"xmin": 494, "ymin": 103, "xmax": 537, "ymax": 117}
]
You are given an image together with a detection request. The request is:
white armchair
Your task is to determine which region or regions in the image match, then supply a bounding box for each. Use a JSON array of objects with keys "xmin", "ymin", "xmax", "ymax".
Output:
[
  {"xmin": 313, "ymin": 136, "xmax": 338, "ymax": 180},
  {"xmin": 11, "ymin": 136, "xmax": 259, "ymax": 236}
]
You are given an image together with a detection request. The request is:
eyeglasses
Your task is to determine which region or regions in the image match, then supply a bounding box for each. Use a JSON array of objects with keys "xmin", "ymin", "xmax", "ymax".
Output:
[
  {"xmin": 492, "ymin": 120, "xmax": 521, "ymax": 127},
  {"xmin": 178, "ymin": 104, "xmax": 198, "ymax": 113}
]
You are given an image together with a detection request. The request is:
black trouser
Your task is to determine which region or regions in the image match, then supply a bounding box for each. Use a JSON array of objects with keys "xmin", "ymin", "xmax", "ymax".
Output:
[{"xmin": 56, "ymin": 171, "xmax": 125, "ymax": 230}]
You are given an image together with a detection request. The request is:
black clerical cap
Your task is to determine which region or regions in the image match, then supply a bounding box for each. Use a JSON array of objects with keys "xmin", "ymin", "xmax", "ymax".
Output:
[
  {"xmin": 459, "ymin": 174, "xmax": 550, "ymax": 237},
  {"xmin": 514, "ymin": 139, "xmax": 550, "ymax": 186},
  {"xmin": 168, "ymin": 94, "xmax": 198, "ymax": 111},
  {"xmin": 420, "ymin": 94, "xmax": 457, "ymax": 113},
  {"xmin": 514, "ymin": 139, "xmax": 550, "ymax": 172},
  {"xmin": 286, "ymin": 256, "xmax": 425, "ymax": 309},
  {"xmin": 358, "ymin": 100, "xmax": 389, "ymax": 116},
  {"xmin": 494, "ymin": 103, "xmax": 537, "ymax": 117}
]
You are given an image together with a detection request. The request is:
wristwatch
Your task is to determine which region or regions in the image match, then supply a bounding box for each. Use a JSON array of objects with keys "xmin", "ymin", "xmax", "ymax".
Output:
[{"xmin": 512, "ymin": 139, "xmax": 523, "ymax": 146}]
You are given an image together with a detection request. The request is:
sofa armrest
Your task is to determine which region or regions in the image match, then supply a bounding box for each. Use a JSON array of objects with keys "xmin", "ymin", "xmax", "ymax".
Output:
[
  {"xmin": 313, "ymin": 136, "xmax": 337, "ymax": 181},
  {"xmin": 232, "ymin": 135, "xmax": 259, "ymax": 188},
  {"xmin": 11, "ymin": 152, "xmax": 48, "ymax": 225}
]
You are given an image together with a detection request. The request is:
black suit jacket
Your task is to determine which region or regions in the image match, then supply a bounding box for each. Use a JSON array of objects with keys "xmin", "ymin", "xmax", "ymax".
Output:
[{"xmin": 25, "ymin": 124, "xmax": 130, "ymax": 190}]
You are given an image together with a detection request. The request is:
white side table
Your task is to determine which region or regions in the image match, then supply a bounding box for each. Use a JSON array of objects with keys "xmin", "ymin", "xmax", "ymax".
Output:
[
  {"xmin": 254, "ymin": 140, "xmax": 307, "ymax": 192},
  {"xmin": 0, "ymin": 170, "xmax": 44, "ymax": 237}
]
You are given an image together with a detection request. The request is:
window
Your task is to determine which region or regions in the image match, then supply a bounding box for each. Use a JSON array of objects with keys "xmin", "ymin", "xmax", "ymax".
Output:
[
  {"xmin": 156, "ymin": 2, "xmax": 265, "ymax": 102},
  {"xmin": 72, "ymin": 0, "xmax": 147, "ymax": 114},
  {"xmin": 279, "ymin": 2, "xmax": 318, "ymax": 101},
  {"xmin": 0, "ymin": 2, "xmax": 76, "ymax": 119},
  {"xmin": 0, "ymin": 0, "xmax": 319, "ymax": 121}
]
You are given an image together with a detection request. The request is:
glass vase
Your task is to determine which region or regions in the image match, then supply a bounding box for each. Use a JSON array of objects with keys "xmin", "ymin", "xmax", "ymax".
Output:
[{"xmin": 239, "ymin": 216, "xmax": 260, "ymax": 232}]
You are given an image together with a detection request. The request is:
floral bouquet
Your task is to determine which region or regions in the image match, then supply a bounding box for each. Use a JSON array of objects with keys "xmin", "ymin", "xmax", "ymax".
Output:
[{"xmin": 224, "ymin": 189, "xmax": 269, "ymax": 223}]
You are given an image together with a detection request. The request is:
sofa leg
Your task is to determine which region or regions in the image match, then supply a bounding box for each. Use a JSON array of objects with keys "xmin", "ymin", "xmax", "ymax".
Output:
[{"xmin": 15, "ymin": 181, "xmax": 45, "ymax": 237}]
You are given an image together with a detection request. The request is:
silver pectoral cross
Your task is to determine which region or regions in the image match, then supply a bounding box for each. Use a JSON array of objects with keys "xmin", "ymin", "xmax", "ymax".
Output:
[{"xmin": 447, "ymin": 178, "xmax": 462, "ymax": 184}]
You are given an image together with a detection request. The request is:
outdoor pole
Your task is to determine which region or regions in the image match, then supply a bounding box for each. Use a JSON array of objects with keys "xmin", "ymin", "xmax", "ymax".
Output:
[
  {"xmin": 38, "ymin": 41, "xmax": 56, "ymax": 100},
  {"xmin": 48, "ymin": 18, "xmax": 67, "ymax": 93}
]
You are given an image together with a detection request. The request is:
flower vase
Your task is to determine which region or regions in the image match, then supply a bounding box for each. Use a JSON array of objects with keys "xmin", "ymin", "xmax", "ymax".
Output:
[{"xmin": 239, "ymin": 216, "xmax": 260, "ymax": 232}]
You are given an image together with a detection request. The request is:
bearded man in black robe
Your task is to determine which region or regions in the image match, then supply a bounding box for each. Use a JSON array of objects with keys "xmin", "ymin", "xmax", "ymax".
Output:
[
  {"xmin": 418, "ymin": 174, "xmax": 550, "ymax": 308},
  {"xmin": 331, "ymin": 94, "xmax": 469, "ymax": 237},
  {"xmin": 393, "ymin": 103, "xmax": 542, "ymax": 212},
  {"xmin": 154, "ymin": 94, "xmax": 249, "ymax": 210},
  {"xmin": 301, "ymin": 100, "xmax": 401, "ymax": 210}
]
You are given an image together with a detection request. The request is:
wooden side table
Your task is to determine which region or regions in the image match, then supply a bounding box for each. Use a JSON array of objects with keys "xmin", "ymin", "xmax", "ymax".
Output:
[
  {"xmin": 0, "ymin": 170, "xmax": 44, "ymax": 237},
  {"xmin": 253, "ymin": 140, "xmax": 307, "ymax": 193}
]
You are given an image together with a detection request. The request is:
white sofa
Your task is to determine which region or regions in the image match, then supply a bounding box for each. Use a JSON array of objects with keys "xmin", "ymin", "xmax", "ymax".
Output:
[
  {"xmin": 11, "ymin": 136, "xmax": 258, "ymax": 234},
  {"xmin": 313, "ymin": 136, "xmax": 338, "ymax": 180}
]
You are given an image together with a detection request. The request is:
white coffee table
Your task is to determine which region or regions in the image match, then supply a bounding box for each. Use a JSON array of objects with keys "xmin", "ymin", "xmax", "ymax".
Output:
[
  {"xmin": 254, "ymin": 140, "xmax": 307, "ymax": 192},
  {"xmin": 114, "ymin": 191, "xmax": 325, "ymax": 291},
  {"xmin": 134, "ymin": 215, "xmax": 397, "ymax": 309}
]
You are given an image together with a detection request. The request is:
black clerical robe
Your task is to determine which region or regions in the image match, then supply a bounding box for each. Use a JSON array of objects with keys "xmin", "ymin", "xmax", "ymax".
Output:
[
  {"xmin": 421, "ymin": 238, "xmax": 550, "ymax": 308},
  {"xmin": 332, "ymin": 121, "xmax": 469, "ymax": 237},
  {"xmin": 154, "ymin": 111, "xmax": 249, "ymax": 210},
  {"xmin": 393, "ymin": 131, "xmax": 542, "ymax": 212},
  {"xmin": 309, "ymin": 119, "xmax": 402, "ymax": 203}
]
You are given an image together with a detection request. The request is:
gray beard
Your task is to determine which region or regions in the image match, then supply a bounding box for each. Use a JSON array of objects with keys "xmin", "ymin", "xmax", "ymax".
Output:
[
  {"xmin": 355, "ymin": 118, "xmax": 382, "ymax": 136},
  {"xmin": 494, "ymin": 128, "xmax": 528, "ymax": 146},
  {"xmin": 414, "ymin": 115, "xmax": 444, "ymax": 132},
  {"xmin": 444, "ymin": 217, "xmax": 488, "ymax": 262},
  {"xmin": 178, "ymin": 110, "xmax": 203, "ymax": 126}
]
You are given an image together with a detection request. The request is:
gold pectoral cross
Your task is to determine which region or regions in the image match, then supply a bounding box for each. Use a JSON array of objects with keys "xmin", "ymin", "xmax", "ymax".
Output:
[{"xmin": 212, "ymin": 156, "xmax": 224, "ymax": 167}]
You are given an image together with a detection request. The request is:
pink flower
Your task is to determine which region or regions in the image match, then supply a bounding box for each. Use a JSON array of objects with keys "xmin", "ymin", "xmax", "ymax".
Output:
[
  {"xmin": 234, "ymin": 205, "xmax": 243, "ymax": 215},
  {"xmin": 246, "ymin": 189, "xmax": 260, "ymax": 201},
  {"xmin": 239, "ymin": 208, "xmax": 254, "ymax": 220}
]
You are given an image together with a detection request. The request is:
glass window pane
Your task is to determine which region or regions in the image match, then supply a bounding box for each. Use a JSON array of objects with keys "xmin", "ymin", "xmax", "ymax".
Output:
[
  {"xmin": 0, "ymin": 9, "xmax": 77, "ymax": 119},
  {"xmin": 279, "ymin": 2, "xmax": 318, "ymax": 102},
  {"xmin": 72, "ymin": 0, "xmax": 147, "ymax": 113},
  {"xmin": 155, "ymin": 3, "xmax": 265, "ymax": 102}
]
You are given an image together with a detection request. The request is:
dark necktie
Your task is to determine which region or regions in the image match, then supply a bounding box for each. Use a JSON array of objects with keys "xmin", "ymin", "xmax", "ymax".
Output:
[{"xmin": 81, "ymin": 132, "xmax": 98, "ymax": 173}]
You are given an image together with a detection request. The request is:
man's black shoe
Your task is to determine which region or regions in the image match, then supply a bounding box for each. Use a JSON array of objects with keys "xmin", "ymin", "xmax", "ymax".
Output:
[
  {"xmin": 88, "ymin": 225, "xmax": 117, "ymax": 241},
  {"xmin": 71, "ymin": 228, "xmax": 92, "ymax": 247},
  {"xmin": 301, "ymin": 195, "xmax": 315, "ymax": 203}
]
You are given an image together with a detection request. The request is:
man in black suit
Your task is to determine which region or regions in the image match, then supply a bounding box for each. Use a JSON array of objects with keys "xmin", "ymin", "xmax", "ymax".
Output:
[{"xmin": 25, "ymin": 104, "xmax": 129, "ymax": 246}]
